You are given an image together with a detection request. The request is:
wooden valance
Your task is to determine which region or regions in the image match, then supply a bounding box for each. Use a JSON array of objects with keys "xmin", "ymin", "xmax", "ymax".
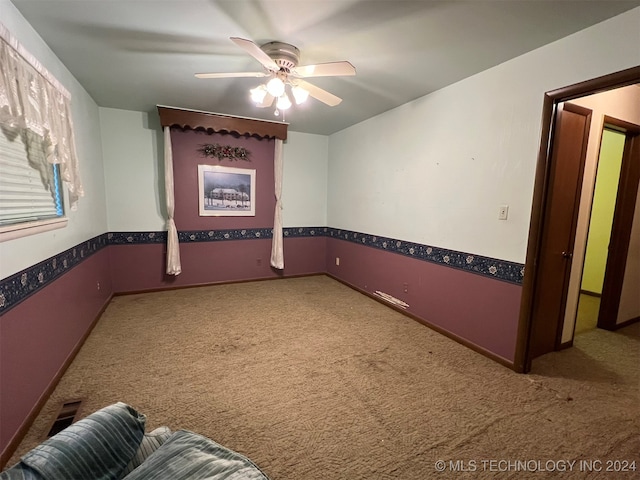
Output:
[{"xmin": 157, "ymin": 106, "xmax": 288, "ymax": 140}]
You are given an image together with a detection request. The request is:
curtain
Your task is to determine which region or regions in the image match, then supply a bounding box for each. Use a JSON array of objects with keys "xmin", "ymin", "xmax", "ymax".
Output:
[
  {"xmin": 0, "ymin": 22, "xmax": 83, "ymax": 210},
  {"xmin": 270, "ymin": 138, "xmax": 284, "ymax": 269},
  {"xmin": 164, "ymin": 126, "xmax": 181, "ymax": 275}
]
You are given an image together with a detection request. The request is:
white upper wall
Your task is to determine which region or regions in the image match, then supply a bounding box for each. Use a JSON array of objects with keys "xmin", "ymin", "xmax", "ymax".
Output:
[
  {"xmin": 99, "ymin": 108, "xmax": 329, "ymax": 231},
  {"xmin": 100, "ymin": 108, "xmax": 165, "ymax": 231},
  {"xmin": 0, "ymin": 0, "xmax": 108, "ymax": 279},
  {"xmin": 282, "ymin": 131, "xmax": 328, "ymax": 227},
  {"xmin": 327, "ymin": 7, "xmax": 640, "ymax": 263}
]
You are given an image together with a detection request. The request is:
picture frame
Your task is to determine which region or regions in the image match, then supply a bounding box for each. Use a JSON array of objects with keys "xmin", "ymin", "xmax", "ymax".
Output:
[{"xmin": 197, "ymin": 165, "xmax": 256, "ymax": 217}]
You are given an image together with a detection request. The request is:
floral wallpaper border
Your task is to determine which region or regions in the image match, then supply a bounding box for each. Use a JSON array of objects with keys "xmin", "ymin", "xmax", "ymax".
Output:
[
  {"xmin": 326, "ymin": 228, "xmax": 525, "ymax": 285},
  {"xmin": 0, "ymin": 227, "xmax": 524, "ymax": 315},
  {"xmin": 0, "ymin": 234, "xmax": 109, "ymax": 315},
  {"xmin": 106, "ymin": 227, "xmax": 326, "ymax": 244}
]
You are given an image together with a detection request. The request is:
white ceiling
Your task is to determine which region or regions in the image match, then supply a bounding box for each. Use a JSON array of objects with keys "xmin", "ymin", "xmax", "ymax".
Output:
[{"xmin": 10, "ymin": 0, "xmax": 640, "ymax": 135}]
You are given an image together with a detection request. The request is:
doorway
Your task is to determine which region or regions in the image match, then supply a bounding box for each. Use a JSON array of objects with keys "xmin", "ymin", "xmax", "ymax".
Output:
[
  {"xmin": 514, "ymin": 66, "xmax": 640, "ymax": 373},
  {"xmin": 575, "ymin": 127, "xmax": 626, "ymax": 335}
]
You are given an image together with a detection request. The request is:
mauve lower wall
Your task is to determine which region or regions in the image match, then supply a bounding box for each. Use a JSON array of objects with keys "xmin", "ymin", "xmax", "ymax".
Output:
[
  {"xmin": 0, "ymin": 248, "xmax": 112, "ymax": 456},
  {"xmin": 0, "ymin": 234, "xmax": 325, "ymax": 463},
  {"xmin": 109, "ymin": 237, "xmax": 327, "ymax": 293},
  {"xmin": 0, "ymin": 231, "xmax": 520, "ymax": 464},
  {"xmin": 326, "ymin": 238, "xmax": 522, "ymax": 363}
]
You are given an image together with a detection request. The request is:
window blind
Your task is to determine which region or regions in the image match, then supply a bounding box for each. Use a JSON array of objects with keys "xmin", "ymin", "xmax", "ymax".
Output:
[{"xmin": 0, "ymin": 125, "xmax": 63, "ymax": 226}]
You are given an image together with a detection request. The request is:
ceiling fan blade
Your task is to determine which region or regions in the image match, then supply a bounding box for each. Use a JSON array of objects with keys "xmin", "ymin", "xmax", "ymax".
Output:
[
  {"xmin": 195, "ymin": 72, "xmax": 268, "ymax": 79},
  {"xmin": 296, "ymin": 80, "xmax": 342, "ymax": 107},
  {"xmin": 230, "ymin": 37, "xmax": 279, "ymax": 71},
  {"xmin": 293, "ymin": 61, "xmax": 356, "ymax": 78}
]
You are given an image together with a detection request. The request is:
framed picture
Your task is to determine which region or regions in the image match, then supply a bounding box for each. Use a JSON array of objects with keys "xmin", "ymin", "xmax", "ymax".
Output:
[{"xmin": 198, "ymin": 165, "xmax": 256, "ymax": 216}]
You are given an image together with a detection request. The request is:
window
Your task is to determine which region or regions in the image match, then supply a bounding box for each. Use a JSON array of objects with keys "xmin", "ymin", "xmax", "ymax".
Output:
[
  {"xmin": 0, "ymin": 124, "xmax": 67, "ymax": 241},
  {"xmin": 1, "ymin": 23, "xmax": 82, "ymax": 241}
]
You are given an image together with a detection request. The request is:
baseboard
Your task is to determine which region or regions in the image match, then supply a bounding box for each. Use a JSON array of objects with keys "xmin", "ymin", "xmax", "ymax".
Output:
[
  {"xmin": 580, "ymin": 289, "xmax": 601, "ymax": 298},
  {"xmin": 112, "ymin": 272, "xmax": 325, "ymax": 297},
  {"xmin": 558, "ymin": 340, "xmax": 574, "ymax": 350},
  {"xmin": 0, "ymin": 294, "xmax": 113, "ymax": 470},
  {"xmin": 326, "ymin": 274, "xmax": 517, "ymax": 372},
  {"xmin": 612, "ymin": 316, "xmax": 640, "ymax": 330}
]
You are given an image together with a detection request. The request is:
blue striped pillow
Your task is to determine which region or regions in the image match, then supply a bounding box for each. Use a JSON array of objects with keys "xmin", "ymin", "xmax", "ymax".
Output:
[
  {"xmin": 19, "ymin": 402, "xmax": 146, "ymax": 480},
  {"xmin": 0, "ymin": 463, "xmax": 42, "ymax": 479},
  {"xmin": 121, "ymin": 426, "xmax": 172, "ymax": 476},
  {"xmin": 122, "ymin": 430, "xmax": 270, "ymax": 480}
]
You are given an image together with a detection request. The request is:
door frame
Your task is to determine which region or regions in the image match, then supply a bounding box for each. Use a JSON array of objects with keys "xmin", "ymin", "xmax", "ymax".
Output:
[
  {"xmin": 597, "ymin": 117, "xmax": 640, "ymax": 329},
  {"xmin": 514, "ymin": 65, "xmax": 640, "ymax": 373},
  {"xmin": 527, "ymin": 102, "xmax": 593, "ymax": 359}
]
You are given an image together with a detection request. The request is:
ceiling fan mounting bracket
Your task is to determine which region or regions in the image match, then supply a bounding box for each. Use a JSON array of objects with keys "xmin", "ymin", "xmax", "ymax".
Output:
[{"xmin": 260, "ymin": 41, "xmax": 300, "ymax": 72}]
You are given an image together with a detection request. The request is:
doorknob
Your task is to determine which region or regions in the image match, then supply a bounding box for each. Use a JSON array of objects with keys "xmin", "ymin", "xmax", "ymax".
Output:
[{"xmin": 561, "ymin": 251, "xmax": 573, "ymax": 259}]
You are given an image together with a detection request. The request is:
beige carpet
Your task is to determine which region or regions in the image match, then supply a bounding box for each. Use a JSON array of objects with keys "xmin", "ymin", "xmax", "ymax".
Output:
[{"xmin": 7, "ymin": 276, "xmax": 640, "ymax": 479}]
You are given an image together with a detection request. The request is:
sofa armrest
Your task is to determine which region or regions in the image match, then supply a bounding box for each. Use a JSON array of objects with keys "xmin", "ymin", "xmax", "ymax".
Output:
[{"xmin": 1, "ymin": 402, "xmax": 146, "ymax": 480}]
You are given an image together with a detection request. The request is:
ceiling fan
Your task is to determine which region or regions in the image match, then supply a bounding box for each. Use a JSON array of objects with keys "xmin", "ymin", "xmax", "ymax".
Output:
[{"xmin": 195, "ymin": 37, "xmax": 356, "ymax": 114}]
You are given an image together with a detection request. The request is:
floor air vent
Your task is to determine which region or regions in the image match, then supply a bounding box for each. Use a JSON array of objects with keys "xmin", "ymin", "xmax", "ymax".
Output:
[{"xmin": 46, "ymin": 399, "xmax": 82, "ymax": 438}]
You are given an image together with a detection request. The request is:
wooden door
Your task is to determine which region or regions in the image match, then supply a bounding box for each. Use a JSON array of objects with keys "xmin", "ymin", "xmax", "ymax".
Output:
[
  {"xmin": 598, "ymin": 123, "xmax": 640, "ymax": 329},
  {"xmin": 528, "ymin": 102, "xmax": 592, "ymax": 359}
]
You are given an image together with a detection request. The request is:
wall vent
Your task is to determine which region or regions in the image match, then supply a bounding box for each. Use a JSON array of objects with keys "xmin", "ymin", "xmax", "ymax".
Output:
[
  {"xmin": 374, "ymin": 291, "xmax": 409, "ymax": 309},
  {"xmin": 45, "ymin": 399, "xmax": 83, "ymax": 438}
]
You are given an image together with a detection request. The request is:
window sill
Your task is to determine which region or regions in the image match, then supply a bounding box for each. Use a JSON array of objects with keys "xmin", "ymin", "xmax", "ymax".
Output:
[{"xmin": 0, "ymin": 217, "xmax": 68, "ymax": 242}]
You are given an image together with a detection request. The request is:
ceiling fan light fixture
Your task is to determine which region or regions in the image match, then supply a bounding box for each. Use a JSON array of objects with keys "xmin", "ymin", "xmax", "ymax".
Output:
[
  {"xmin": 291, "ymin": 85, "xmax": 310, "ymax": 105},
  {"xmin": 266, "ymin": 77, "xmax": 285, "ymax": 97},
  {"xmin": 198, "ymin": 38, "xmax": 353, "ymax": 112},
  {"xmin": 250, "ymin": 85, "xmax": 267, "ymax": 104},
  {"xmin": 276, "ymin": 93, "xmax": 292, "ymax": 111}
]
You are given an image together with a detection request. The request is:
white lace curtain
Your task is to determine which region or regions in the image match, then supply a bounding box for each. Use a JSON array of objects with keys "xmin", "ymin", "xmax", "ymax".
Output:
[
  {"xmin": 270, "ymin": 138, "xmax": 284, "ymax": 269},
  {"xmin": 0, "ymin": 22, "xmax": 83, "ymax": 209},
  {"xmin": 163, "ymin": 127, "xmax": 181, "ymax": 275}
]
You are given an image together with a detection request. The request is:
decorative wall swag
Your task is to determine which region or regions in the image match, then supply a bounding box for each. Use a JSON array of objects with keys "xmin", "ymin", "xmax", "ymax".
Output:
[
  {"xmin": 158, "ymin": 106, "xmax": 288, "ymax": 275},
  {"xmin": 157, "ymin": 105, "xmax": 288, "ymax": 140},
  {"xmin": 197, "ymin": 143, "xmax": 251, "ymax": 162}
]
